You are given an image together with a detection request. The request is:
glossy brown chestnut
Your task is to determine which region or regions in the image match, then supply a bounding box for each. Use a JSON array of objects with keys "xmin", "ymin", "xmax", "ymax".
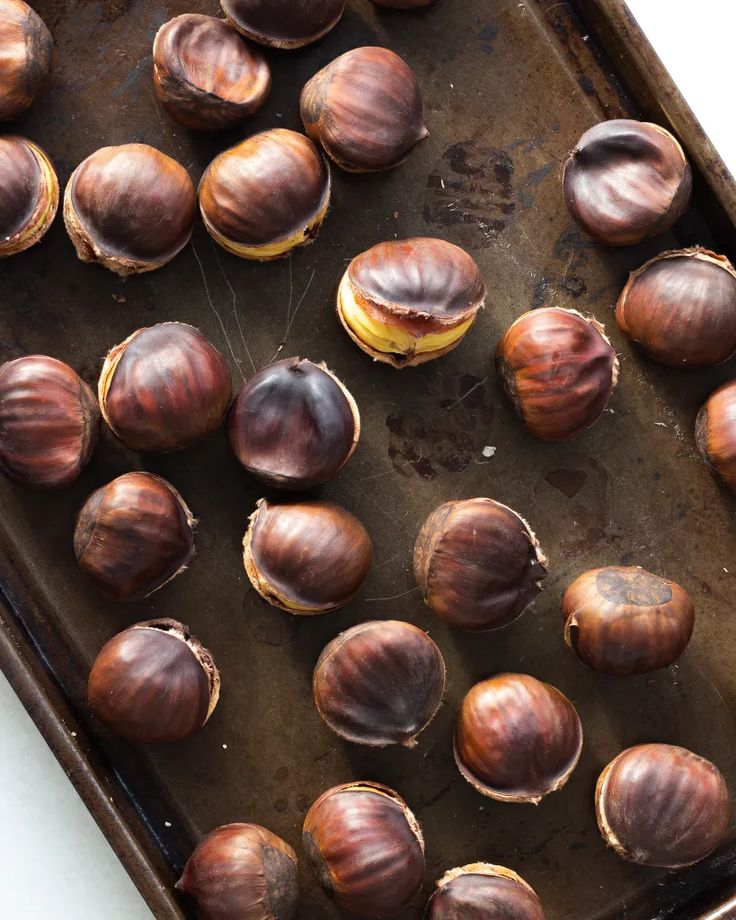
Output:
[
  {"xmin": 99, "ymin": 322, "xmax": 232, "ymax": 453},
  {"xmin": 562, "ymin": 566, "xmax": 694, "ymax": 676},
  {"xmin": 153, "ymin": 15, "xmax": 271, "ymax": 132},
  {"xmin": 563, "ymin": 120, "xmax": 691, "ymax": 246},
  {"xmin": 199, "ymin": 129, "xmax": 330, "ymax": 260},
  {"xmin": 0, "ymin": 0, "xmax": 52, "ymax": 120},
  {"xmin": 414, "ymin": 498, "xmax": 548, "ymax": 632},
  {"xmin": 455, "ymin": 673, "xmax": 583, "ymax": 804},
  {"xmin": 426, "ymin": 864, "xmax": 545, "ymax": 920},
  {"xmin": 0, "ymin": 136, "xmax": 58, "ymax": 256},
  {"xmin": 301, "ymin": 46, "xmax": 428, "ymax": 173},
  {"xmin": 228, "ymin": 358, "xmax": 359, "ymax": 489},
  {"xmin": 177, "ymin": 823, "xmax": 299, "ymax": 920},
  {"xmin": 74, "ymin": 472, "xmax": 195, "ymax": 602},
  {"xmin": 63, "ymin": 144, "xmax": 196, "ymax": 275},
  {"xmin": 87, "ymin": 618, "xmax": 220, "ymax": 743},
  {"xmin": 596, "ymin": 744, "xmax": 730, "ymax": 868},
  {"xmin": 243, "ymin": 498, "xmax": 372, "ymax": 613},
  {"xmin": 303, "ymin": 781, "xmax": 424, "ymax": 917},
  {"xmin": 221, "ymin": 0, "xmax": 345, "ymax": 49},
  {"xmin": 496, "ymin": 307, "xmax": 619, "ymax": 441},
  {"xmin": 615, "ymin": 248, "xmax": 736, "ymax": 367},
  {"xmin": 0, "ymin": 355, "xmax": 99, "ymax": 488},
  {"xmin": 697, "ymin": 380, "xmax": 736, "ymax": 492}
]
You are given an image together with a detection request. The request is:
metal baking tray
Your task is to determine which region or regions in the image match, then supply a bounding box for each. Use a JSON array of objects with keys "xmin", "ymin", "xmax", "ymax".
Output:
[{"xmin": 2, "ymin": 0, "xmax": 736, "ymax": 917}]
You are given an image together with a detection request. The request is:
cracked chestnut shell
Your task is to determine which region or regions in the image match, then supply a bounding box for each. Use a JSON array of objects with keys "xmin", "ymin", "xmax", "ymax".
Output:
[
  {"xmin": 563, "ymin": 566, "xmax": 694, "ymax": 676},
  {"xmin": 228, "ymin": 358, "xmax": 359, "ymax": 489},
  {"xmin": 303, "ymin": 781, "xmax": 424, "ymax": 917},
  {"xmin": 337, "ymin": 238, "xmax": 485, "ymax": 367},
  {"xmin": 596, "ymin": 744, "xmax": 730, "ymax": 868},
  {"xmin": 0, "ymin": 0, "xmax": 52, "ymax": 120},
  {"xmin": 243, "ymin": 498, "xmax": 372, "ymax": 613},
  {"xmin": 153, "ymin": 14, "xmax": 271, "ymax": 132},
  {"xmin": 221, "ymin": 0, "xmax": 345, "ymax": 49},
  {"xmin": 63, "ymin": 144, "xmax": 196, "ymax": 275},
  {"xmin": 313, "ymin": 620, "xmax": 446, "ymax": 747},
  {"xmin": 177, "ymin": 823, "xmax": 298, "ymax": 920},
  {"xmin": 99, "ymin": 322, "xmax": 232, "ymax": 453},
  {"xmin": 697, "ymin": 380, "xmax": 736, "ymax": 492},
  {"xmin": 455, "ymin": 673, "xmax": 583, "ymax": 804},
  {"xmin": 496, "ymin": 307, "xmax": 619, "ymax": 441},
  {"xmin": 426, "ymin": 864, "xmax": 545, "ymax": 920},
  {"xmin": 74, "ymin": 471, "xmax": 195, "ymax": 602},
  {"xmin": 0, "ymin": 355, "xmax": 99, "ymax": 488},
  {"xmin": 0, "ymin": 136, "xmax": 58, "ymax": 256},
  {"xmin": 414, "ymin": 498, "xmax": 548, "ymax": 632},
  {"xmin": 301, "ymin": 46, "xmax": 428, "ymax": 173},
  {"xmin": 563, "ymin": 120, "xmax": 692, "ymax": 246},
  {"xmin": 88, "ymin": 618, "xmax": 220, "ymax": 743}
]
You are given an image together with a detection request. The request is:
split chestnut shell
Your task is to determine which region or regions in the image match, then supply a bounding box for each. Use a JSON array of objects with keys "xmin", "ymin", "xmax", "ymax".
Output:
[
  {"xmin": 426, "ymin": 864, "xmax": 545, "ymax": 920},
  {"xmin": 697, "ymin": 380, "xmax": 736, "ymax": 492},
  {"xmin": 0, "ymin": 136, "xmax": 58, "ymax": 256},
  {"xmin": 0, "ymin": 0, "xmax": 52, "ymax": 120},
  {"xmin": 221, "ymin": 0, "xmax": 345, "ymax": 49}
]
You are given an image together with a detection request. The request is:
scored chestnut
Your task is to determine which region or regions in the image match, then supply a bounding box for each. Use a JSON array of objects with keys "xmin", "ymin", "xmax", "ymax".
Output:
[
  {"xmin": 221, "ymin": 0, "xmax": 345, "ymax": 49},
  {"xmin": 596, "ymin": 744, "xmax": 730, "ymax": 868},
  {"xmin": 301, "ymin": 46, "xmax": 428, "ymax": 172},
  {"xmin": 0, "ymin": 0, "xmax": 52, "ymax": 120},
  {"xmin": 199, "ymin": 129, "xmax": 330, "ymax": 260},
  {"xmin": 228, "ymin": 357, "xmax": 359, "ymax": 489},
  {"xmin": 697, "ymin": 380, "xmax": 736, "ymax": 492},
  {"xmin": 243, "ymin": 498, "xmax": 372, "ymax": 613},
  {"xmin": 337, "ymin": 238, "xmax": 486, "ymax": 367},
  {"xmin": 74, "ymin": 471, "xmax": 195, "ymax": 602},
  {"xmin": 87, "ymin": 618, "xmax": 220, "ymax": 743},
  {"xmin": 303, "ymin": 781, "xmax": 424, "ymax": 917},
  {"xmin": 63, "ymin": 144, "xmax": 196, "ymax": 275},
  {"xmin": 177, "ymin": 823, "xmax": 299, "ymax": 920},
  {"xmin": 0, "ymin": 136, "xmax": 58, "ymax": 257},
  {"xmin": 563, "ymin": 119, "xmax": 692, "ymax": 246},
  {"xmin": 426, "ymin": 864, "xmax": 545, "ymax": 920},
  {"xmin": 455, "ymin": 673, "xmax": 583, "ymax": 804},
  {"xmin": 496, "ymin": 307, "xmax": 619, "ymax": 441}
]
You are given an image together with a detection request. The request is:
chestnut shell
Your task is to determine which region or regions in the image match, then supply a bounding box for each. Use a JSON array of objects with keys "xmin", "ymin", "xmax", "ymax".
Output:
[
  {"xmin": 0, "ymin": 0, "xmax": 52, "ymax": 120},
  {"xmin": 426, "ymin": 864, "xmax": 545, "ymax": 920},
  {"xmin": 697, "ymin": 380, "xmax": 736, "ymax": 492},
  {"xmin": 0, "ymin": 136, "xmax": 59, "ymax": 256},
  {"xmin": 221, "ymin": 0, "xmax": 345, "ymax": 49}
]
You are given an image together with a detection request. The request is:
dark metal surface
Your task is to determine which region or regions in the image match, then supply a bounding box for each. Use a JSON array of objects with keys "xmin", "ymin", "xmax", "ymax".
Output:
[{"xmin": 2, "ymin": 0, "xmax": 736, "ymax": 917}]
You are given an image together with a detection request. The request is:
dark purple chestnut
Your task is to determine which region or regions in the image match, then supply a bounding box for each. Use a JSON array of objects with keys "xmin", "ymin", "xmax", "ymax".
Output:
[
  {"xmin": 303, "ymin": 781, "xmax": 424, "ymax": 917},
  {"xmin": 697, "ymin": 380, "xmax": 736, "ymax": 492},
  {"xmin": 220, "ymin": 0, "xmax": 345, "ymax": 49},
  {"xmin": 0, "ymin": 355, "xmax": 99, "ymax": 488},
  {"xmin": 87, "ymin": 619, "xmax": 220, "ymax": 743},
  {"xmin": 227, "ymin": 358, "xmax": 359, "ymax": 490},
  {"xmin": 596, "ymin": 744, "xmax": 730, "ymax": 868},
  {"xmin": 0, "ymin": 0, "xmax": 52, "ymax": 120},
  {"xmin": 563, "ymin": 120, "xmax": 692, "ymax": 246},
  {"xmin": 74, "ymin": 471, "xmax": 195, "ymax": 602},
  {"xmin": 0, "ymin": 136, "xmax": 58, "ymax": 256},
  {"xmin": 243, "ymin": 498, "xmax": 372, "ymax": 613},
  {"xmin": 426, "ymin": 864, "xmax": 545, "ymax": 920}
]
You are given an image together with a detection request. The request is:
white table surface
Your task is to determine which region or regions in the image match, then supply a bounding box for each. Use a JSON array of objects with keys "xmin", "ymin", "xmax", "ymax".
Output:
[{"xmin": 2, "ymin": 2, "xmax": 735, "ymax": 918}]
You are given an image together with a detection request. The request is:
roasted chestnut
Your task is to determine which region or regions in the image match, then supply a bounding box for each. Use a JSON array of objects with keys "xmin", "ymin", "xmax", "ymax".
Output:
[
  {"xmin": 153, "ymin": 14, "xmax": 271, "ymax": 132},
  {"xmin": 596, "ymin": 744, "xmax": 730, "ymax": 868},
  {"xmin": 455, "ymin": 673, "xmax": 583, "ymax": 803},
  {"xmin": 303, "ymin": 781, "xmax": 424, "ymax": 917},
  {"xmin": 228, "ymin": 358, "xmax": 359, "ymax": 489},
  {"xmin": 337, "ymin": 238, "xmax": 485, "ymax": 367},
  {"xmin": 563, "ymin": 120, "xmax": 692, "ymax": 246},
  {"xmin": 243, "ymin": 498, "xmax": 372, "ymax": 613},
  {"xmin": 177, "ymin": 823, "xmax": 298, "ymax": 920},
  {"xmin": 697, "ymin": 380, "xmax": 736, "ymax": 492},
  {"xmin": 99, "ymin": 322, "xmax": 232, "ymax": 452},
  {"xmin": 199, "ymin": 129, "xmax": 330, "ymax": 260},
  {"xmin": 221, "ymin": 0, "xmax": 345, "ymax": 49},
  {"xmin": 496, "ymin": 307, "xmax": 619, "ymax": 441},
  {"xmin": 74, "ymin": 471, "xmax": 195, "ymax": 601},
  {"xmin": 426, "ymin": 864, "xmax": 545, "ymax": 920},
  {"xmin": 0, "ymin": 136, "xmax": 58, "ymax": 256},
  {"xmin": 301, "ymin": 46, "xmax": 428, "ymax": 173},
  {"xmin": 63, "ymin": 144, "xmax": 196, "ymax": 275},
  {"xmin": 0, "ymin": 0, "xmax": 52, "ymax": 120},
  {"xmin": 616, "ymin": 248, "xmax": 736, "ymax": 367},
  {"xmin": 414, "ymin": 498, "xmax": 548, "ymax": 632},
  {"xmin": 87, "ymin": 618, "xmax": 220, "ymax": 743},
  {"xmin": 0, "ymin": 355, "xmax": 98, "ymax": 488}
]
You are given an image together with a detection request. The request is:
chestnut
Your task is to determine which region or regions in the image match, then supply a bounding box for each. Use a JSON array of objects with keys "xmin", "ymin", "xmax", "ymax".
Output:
[
  {"xmin": 301, "ymin": 46, "xmax": 428, "ymax": 173},
  {"xmin": 496, "ymin": 307, "xmax": 619, "ymax": 441},
  {"xmin": 0, "ymin": 355, "xmax": 99, "ymax": 488},
  {"xmin": 0, "ymin": 136, "xmax": 58, "ymax": 256},
  {"xmin": 414, "ymin": 498, "xmax": 548, "ymax": 632},
  {"xmin": 199, "ymin": 129, "xmax": 330, "ymax": 260},
  {"xmin": 337, "ymin": 238, "xmax": 485, "ymax": 367},
  {"xmin": 243, "ymin": 498, "xmax": 372, "ymax": 613},
  {"xmin": 0, "ymin": 0, "xmax": 52, "ymax": 120},
  {"xmin": 153, "ymin": 15, "xmax": 271, "ymax": 132},
  {"xmin": 426, "ymin": 864, "xmax": 545, "ymax": 920},
  {"xmin": 87, "ymin": 618, "xmax": 220, "ymax": 743},
  {"xmin": 563, "ymin": 120, "xmax": 692, "ymax": 246},
  {"xmin": 63, "ymin": 144, "xmax": 196, "ymax": 275},
  {"xmin": 303, "ymin": 781, "xmax": 424, "ymax": 917},
  {"xmin": 455, "ymin": 673, "xmax": 583, "ymax": 803},
  {"xmin": 220, "ymin": 0, "xmax": 345, "ymax": 49},
  {"xmin": 74, "ymin": 471, "xmax": 195, "ymax": 602},
  {"xmin": 697, "ymin": 380, "xmax": 736, "ymax": 492},
  {"xmin": 596, "ymin": 744, "xmax": 730, "ymax": 868},
  {"xmin": 99, "ymin": 322, "xmax": 232, "ymax": 453},
  {"xmin": 228, "ymin": 357, "xmax": 359, "ymax": 489},
  {"xmin": 177, "ymin": 823, "xmax": 298, "ymax": 920}
]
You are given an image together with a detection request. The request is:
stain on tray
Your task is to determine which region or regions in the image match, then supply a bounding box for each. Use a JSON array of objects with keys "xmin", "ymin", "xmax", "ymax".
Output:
[
  {"xmin": 545, "ymin": 469, "xmax": 587, "ymax": 498},
  {"xmin": 477, "ymin": 22, "xmax": 500, "ymax": 53}
]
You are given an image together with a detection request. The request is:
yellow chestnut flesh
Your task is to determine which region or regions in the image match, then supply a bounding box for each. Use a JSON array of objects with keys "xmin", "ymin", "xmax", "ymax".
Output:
[
  {"xmin": 221, "ymin": 0, "xmax": 345, "ymax": 49},
  {"xmin": 0, "ymin": 136, "xmax": 58, "ymax": 256},
  {"xmin": 0, "ymin": 0, "xmax": 52, "ymax": 120}
]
